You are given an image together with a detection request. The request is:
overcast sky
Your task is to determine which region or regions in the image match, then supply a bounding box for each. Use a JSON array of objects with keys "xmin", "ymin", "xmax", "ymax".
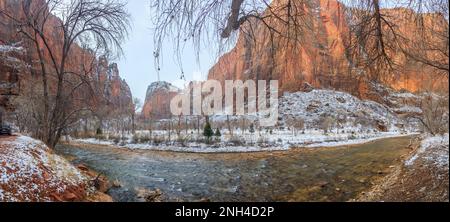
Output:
[{"xmin": 117, "ymin": 1, "xmax": 217, "ymax": 103}]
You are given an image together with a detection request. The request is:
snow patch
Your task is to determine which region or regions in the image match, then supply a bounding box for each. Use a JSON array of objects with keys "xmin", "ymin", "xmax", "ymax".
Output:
[
  {"xmin": 405, "ymin": 134, "xmax": 449, "ymax": 167},
  {"xmin": 0, "ymin": 43, "xmax": 24, "ymax": 53},
  {"xmin": 0, "ymin": 136, "xmax": 87, "ymax": 201}
]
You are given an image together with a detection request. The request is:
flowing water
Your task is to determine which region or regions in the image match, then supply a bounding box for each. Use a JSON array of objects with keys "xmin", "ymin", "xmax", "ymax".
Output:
[{"xmin": 55, "ymin": 136, "xmax": 414, "ymax": 202}]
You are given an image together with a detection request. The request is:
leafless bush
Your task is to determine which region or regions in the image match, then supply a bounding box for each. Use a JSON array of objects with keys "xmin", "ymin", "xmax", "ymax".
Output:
[
  {"xmin": 419, "ymin": 93, "xmax": 449, "ymax": 135},
  {"xmin": 319, "ymin": 116, "xmax": 335, "ymax": 134}
]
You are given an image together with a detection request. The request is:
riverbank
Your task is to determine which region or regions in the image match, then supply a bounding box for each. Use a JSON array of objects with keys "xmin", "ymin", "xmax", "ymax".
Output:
[
  {"xmin": 0, "ymin": 135, "xmax": 112, "ymax": 202},
  {"xmin": 356, "ymin": 134, "xmax": 449, "ymax": 202},
  {"xmin": 67, "ymin": 132, "xmax": 417, "ymax": 153}
]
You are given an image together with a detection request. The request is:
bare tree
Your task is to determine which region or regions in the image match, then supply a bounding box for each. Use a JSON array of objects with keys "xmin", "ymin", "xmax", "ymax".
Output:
[
  {"xmin": 419, "ymin": 93, "xmax": 449, "ymax": 135},
  {"xmin": 151, "ymin": 0, "xmax": 314, "ymax": 75},
  {"xmin": 293, "ymin": 117, "xmax": 305, "ymax": 135},
  {"xmin": 320, "ymin": 116, "xmax": 334, "ymax": 134},
  {"xmin": 150, "ymin": 0, "xmax": 448, "ymax": 96},
  {"xmin": 131, "ymin": 97, "xmax": 142, "ymax": 134},
  {"xmin": 1, "ymin": 0, "xmax": 130, "ymax": 148},
  {"xmin": 344, "ymin": 0, "xmax": 449, "ymax": 80},
  {"xmin": 226, "ymin": 115, "xmax": 233, "ymax": 136},
  {"xmin": 416, "ymin": 78, "xmax": 449, "ymax": 135}
]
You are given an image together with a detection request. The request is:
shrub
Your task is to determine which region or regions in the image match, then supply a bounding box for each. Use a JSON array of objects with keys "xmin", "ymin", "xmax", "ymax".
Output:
[
  {"xmin": 132, "ymin": 134, "xmax": 140, "ymax": 144},
  {"xmin": 419, "ymin": 93, "xmax": 449, "ymax": 135},
  {"xmin": 140, "ymin": 134, "xmax": 152, "ymax": 143},
  {"xmin": 177, "ymin": 136, "xmax": 188, "ymax": 147},
  {"xmin": 257, "ymin": 137, "xmax": 269, "ymax": 147},
  {"xmin": 95, "ymin": 134, "xmax": 106, "ymax": 140},
  {"xmin": 152, "ymin": 136, "xmax": 164, "ymax": 146},
  {"xmin": 229, "ymin": 136, "xmax": 244, "ymax": 146}
]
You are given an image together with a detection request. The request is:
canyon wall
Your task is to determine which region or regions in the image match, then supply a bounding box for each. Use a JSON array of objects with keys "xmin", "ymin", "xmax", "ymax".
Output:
[
  {"xmin": 208, "ymin": 0, "xmax": 448, "ymax": 99},
  {"xmin": 0, "ymin": 0, "xmax": 132, "ymax": 114}
]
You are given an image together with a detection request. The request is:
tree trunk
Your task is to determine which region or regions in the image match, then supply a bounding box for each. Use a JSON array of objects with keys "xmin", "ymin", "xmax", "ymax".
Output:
[
  {"xmin": 197, "ymin": 116, "xmax": 200, "ymax": 134},
  {"xmin": 34, "ymin": 33, "xmax": 50, "ymax": 142},
  {"xmin": 131, "ymin": 113, "xmax": 135, "ymax": 134},
  {"xmin": 227, "ymin": 115, "xmax": 233, "ymax": 136}
]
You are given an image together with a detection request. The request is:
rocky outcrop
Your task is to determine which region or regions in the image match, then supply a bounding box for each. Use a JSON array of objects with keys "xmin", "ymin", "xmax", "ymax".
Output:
[
  {"xmin": 93, "ymin": 57, "xmax": 133, "ymax": 112},
  {"xmin": 0, "ymin": 136, "xmax": 89, "ymax": 201},
  {"xmin": 142, "ymin": 81, "xmax": 180, "ymax": 120},
  {"xmin": 0, "ymin": 43, "xmax": 25, "ymax": 111},
  {"xmin": 208, "ymin": 0, "xmax": 448, "ymax": 98},
  {"xmin": 0, "ymin": 135, "xmax": 115, "ymax": 202}
]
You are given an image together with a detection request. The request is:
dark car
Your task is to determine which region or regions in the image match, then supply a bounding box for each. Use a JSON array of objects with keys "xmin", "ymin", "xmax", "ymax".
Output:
[{"xmin": 0, "ymin": 125, "xmax": 12, "ymax": 136}]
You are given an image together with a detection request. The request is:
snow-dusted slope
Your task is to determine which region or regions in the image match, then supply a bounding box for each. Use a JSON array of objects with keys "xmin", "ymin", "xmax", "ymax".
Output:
[
  {"xmin": 0, "ymin": 136, "xmax": 89, "ymax": 201},
  {"xmin": 278, "ymin": 90, "xmax": 411, "ymax": 131},
  {"xmin": 406, "ymin": 134, "xmax": 449, "ymax": 167}
]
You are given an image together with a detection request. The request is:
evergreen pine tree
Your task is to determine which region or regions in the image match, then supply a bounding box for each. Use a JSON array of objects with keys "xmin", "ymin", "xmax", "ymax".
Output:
[
  {"xmin": 249, "ymin": 123, "xmax": 255, "ymax": 134},
  {"xmin": 215, "ymin": 128, "xmax": 222, "ymax": 137},
  {"xmin": 96, "ymin": 127, "xmax": 103, "ymax": 135},
  {"xmin": 203, "ymin": 122, "xmax": 214, "ymax": 140}
]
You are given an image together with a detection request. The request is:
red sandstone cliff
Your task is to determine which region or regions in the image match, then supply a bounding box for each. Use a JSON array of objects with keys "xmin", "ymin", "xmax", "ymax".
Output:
[
  {"xmin": 0, "ymin": 0, "xmax": 132, "ymax": 113},
  {"xmin": 142, "ymin": 81, "xmax": 180, "ymax": 120},
  {"xmin": 208, "ymin": 0, "xmax": 448, "ymax": 99}
]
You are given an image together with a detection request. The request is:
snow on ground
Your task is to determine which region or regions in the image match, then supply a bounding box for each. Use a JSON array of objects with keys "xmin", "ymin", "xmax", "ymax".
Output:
[
  {"xmin": 278, "ymin": 90, "xmax": 402, "ymax": 129},
  {"xmin": 123, "ymin": 143, "xmax": 289, "ymax": 153},
  {"xmin": 304, "ymin": 133, "xmax": 417, "ymax": 148},
  {"xmin": 211, "ymin": 89, "xmax": 419, "ymax": 132},
  {"xmin": 405, "ymin": 134, "xmax": 449, "ymax": 167},
  {"xmin": 70, "ymin": 89, "xmax": 421, "ymax": 153},
  {"xmin": 70, "ymin": 138, "xmax": 115, "ymax": 146},
  {"xmin": 107, "ymin": 133, "xmax": 415, "ymax": 153},
  {"xmin": 393, "ymin": 106, "xmax": 423, "ymax": 114},
  {"xmin": 70, "ymin": 131, "xmax": 417, "ymax": 153},
  {"xmin": 0, "ymin": 136, "xmax": 88, "ymax": 201}
]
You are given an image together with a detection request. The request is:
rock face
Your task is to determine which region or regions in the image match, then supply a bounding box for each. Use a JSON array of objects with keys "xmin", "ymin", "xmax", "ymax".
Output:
[
  {"xmin": 142, "ymin": 81, "xmax": 180, "ymax": 120},
  {"xmin": 0, "ymin": 0, "xmax": 133, "ymax": 113},
  {"xmin": 92, "ymin": 57, "xmax": 133, "ymax": 112},
  {"xmin": 208, "ymin": 0, "xmax": 448, "ymax": 98},
  {"xmin": 0, "ymin": 43, "xmax": 24, "ymax": 111}
]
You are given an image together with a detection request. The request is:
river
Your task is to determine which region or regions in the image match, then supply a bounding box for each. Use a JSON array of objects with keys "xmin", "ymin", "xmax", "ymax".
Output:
[{"xmin": 55, "ymin": 136, "xmax": 414, "ymax": 202}]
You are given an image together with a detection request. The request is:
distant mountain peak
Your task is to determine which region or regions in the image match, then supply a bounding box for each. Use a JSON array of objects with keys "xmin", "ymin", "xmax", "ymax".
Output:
[
  {"xmin": 145, "ymin": 81, "xmax": 180, "ymax": 100},
  {"xmin": 143, "ymin": 81, "xmax": 180, "ymax": 120}
]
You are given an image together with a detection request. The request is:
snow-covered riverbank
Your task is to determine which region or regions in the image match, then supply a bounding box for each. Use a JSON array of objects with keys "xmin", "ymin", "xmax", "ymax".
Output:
[
  {"xmin": 357, "ymin": 134, "xmax": 449, "ymax": 202},
  {"xmin": 68, "ymin": 132, "xmax": 417, "ymax": 153},
  {"xmin": 0, "ymin": 135, "xmax": 114, "ymax": 202},
  {"xmin": 0, "ymin": 136, "xmax": 88, "ymax": 201}
]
